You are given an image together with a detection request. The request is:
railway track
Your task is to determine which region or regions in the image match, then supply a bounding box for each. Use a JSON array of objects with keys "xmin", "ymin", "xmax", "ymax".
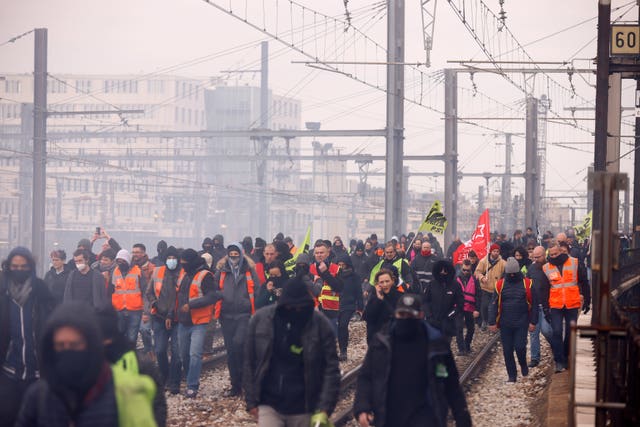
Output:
[{"xmin": 330, "ymin": 331, "xmax": 501, "ymax": 426}]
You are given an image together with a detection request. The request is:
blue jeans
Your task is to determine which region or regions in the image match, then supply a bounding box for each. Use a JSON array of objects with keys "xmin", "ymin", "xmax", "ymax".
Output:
[
  {"xmin": 529, "ymin": 306, "xmax": 553, "ymax": 362},
  {"xmin": 117, "ymin": 310, "xmax": 142, "ymax": 344},
  {"xmin": 152, "ymin": 317, "xmax": 181, "ymax": 390},
  {"xmin": 178, "ymin": 323, "xmax": 207, "ymax": 391},
  {"xmin": 550, "ymin": 307, "xmax": 579, "ymax": 366}
]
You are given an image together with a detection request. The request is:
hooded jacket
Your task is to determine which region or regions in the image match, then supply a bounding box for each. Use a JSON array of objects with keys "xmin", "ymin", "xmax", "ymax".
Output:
[
  {"xmin": 362, "ymin": 286, "xmax": 403, "ymax": 344},
  {"xmin": 177, "ymin": 253, "xmax": 219, "ymax": 326},
  {"xmin": 243, "ymin": 303, "xmax": 341, "ymax": 416},
  {"xmin": 15, "ymin": 302, "xmax": 118, "ymax": 427},
  {"xmin": 211, "ymin": 235, "xmax": 227, "ymax": 266},
  {"xmin": 1, "ymin": 247, "xmax": 55, "ymax": 381},
  {"xmin": 353, "ymin": 321, "xmax": 471, "ymax": 427},
  {"xmin": 488, "ymin": 272, "xmax": 539, "ymax": 329},
  {"xmin": 424, "ymin": 260, "xmax": 464, "ymax": 337},
  {"xmin": 336, "ymin": 253, "xmax": 364, "ymax": 313},
  {"xmin": 214, "ymin": 254, "xmax": 260, "ymax": 319}
]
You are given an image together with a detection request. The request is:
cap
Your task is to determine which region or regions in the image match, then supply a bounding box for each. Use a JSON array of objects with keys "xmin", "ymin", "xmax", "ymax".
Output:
[
  {"xmin": 115, "ymin": 249, "xmax": 131, "ymax": 264},
  {"xmin": 505, "ymin": 257, "xmax": 520, "ymax": 274},
  {"xmin": 395, "ymin": 294, "xmax": 422, "ymax": 317},
  {"xmin": 490, "ymin": 243, "xmax": 500, "ymax": 252}
]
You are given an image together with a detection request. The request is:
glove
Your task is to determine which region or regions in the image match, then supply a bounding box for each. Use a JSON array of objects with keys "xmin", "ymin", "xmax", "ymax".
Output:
[
  {"xmin": 582, "ymin": 304, "xmax": 590, "ymax": 315},
  {"xmin": 310, "ymin": 411, "xmax": 333, "ymax": 427}
]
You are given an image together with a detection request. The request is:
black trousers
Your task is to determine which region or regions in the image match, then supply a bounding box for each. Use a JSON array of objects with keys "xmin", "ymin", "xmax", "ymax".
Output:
[
  {"xmin": 220, "ymin": 315, "xmax": 250, "ymax": 391},
  {"xmin": 0, "ymin": 372, "xmax": 35, "ymax": 427},
  {"xmin": 455, "ymin": 311, "xmax": 475, "ymax": 352},
  {"xmin": 480, "ymin": 290, "xmax": 493, "ymax": 325},
  {"xmin": 499, "ymin": 325, "xmax": 528, "ymax": 380},
  {"xmin": 337, "ymin": 309, "xmax": 354, "ymax": 354}
]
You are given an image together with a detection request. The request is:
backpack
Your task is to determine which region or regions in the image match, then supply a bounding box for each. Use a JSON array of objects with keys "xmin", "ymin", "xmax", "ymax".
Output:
[
  {"xmin": 494, "ymin": 277, "xmax": 532, "ymax": 327},
  {"xmin": 111, "ymin": 351, "xmax": 158, "ymax": 427}
]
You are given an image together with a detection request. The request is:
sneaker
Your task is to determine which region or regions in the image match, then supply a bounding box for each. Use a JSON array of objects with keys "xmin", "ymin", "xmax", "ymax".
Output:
[
  {"xmin": 528, "ymin": 360, "xmax": 539, "ymax": 368},
  {"xmin": 222, "ymin": 388, "xmax": 241, "ymax": 398},
  {"xmin": 554, "ymin": 364, "xmax": 566, "ymax": 373},
  {"xmin": 184, "ymin": 389, "xmax": 197, "ymax": 399},
  {"xmin": 506, "ymin": 377, "xmax": 517, "ymax": 383}
]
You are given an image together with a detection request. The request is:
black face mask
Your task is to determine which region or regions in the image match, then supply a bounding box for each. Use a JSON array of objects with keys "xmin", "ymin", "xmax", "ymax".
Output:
[
  {"xmin": 9, "ymin": 270, "xmax": 31, "ymax": 284},
  {"xmin": 117, "ymin": 262, "xmax": 129, "ymax": 273},
  {"xmin": 548, "ymin": 253, "xmax": 568, "ymax": 267},
  {"xmin": 394, "ymin": 318, "xmax": 421, "ymax": 340},
  {"xmin": 507, "ymin": 273, "xmax": 519, "ymax": 281},
  {"xmin": 279, "ymin": 304, "xmax": 314, "ymax": 326},
  {"xmin": 55, "ymin": 350, "xmax": 92, "ymax": 392}
]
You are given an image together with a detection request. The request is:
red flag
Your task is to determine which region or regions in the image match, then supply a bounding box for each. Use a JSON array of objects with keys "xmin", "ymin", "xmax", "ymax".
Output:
[{"xmin": 453, "ymin": 209, "xmax": 491, "ymax": 265}]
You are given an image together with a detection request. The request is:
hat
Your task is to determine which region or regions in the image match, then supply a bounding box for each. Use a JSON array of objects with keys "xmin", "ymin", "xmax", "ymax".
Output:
[
  {"xmin": 336, "ymin": 253, "xmax": 353, "ymax": 268},
  {"xmin": 490, "ymin": 243, "xmax": 500, "ymax": 252},
  {"xmin": 115, "ymin": 249, "xmax": 131, "ymax": 264},
  {"xmin": 201, "ymin": 252, "xmax": 213, "ymax": 268},
  {"xmin": 395, "ymin": 294, "xmax": 422, "ymax": 317},
  {"xmin": 296, "ymin": 253, "xmax": 311, "ymax": 265},
  {"xmin": 165, "ymin": 246, "xmax": 179, "ymax": 258},
  {"xmin": 505, "ymin": 257, "xmax": 520, "ymax": 274},
  {"xmin": 278, "ymin": 277, "xmax": 314, "ymax": 307}
]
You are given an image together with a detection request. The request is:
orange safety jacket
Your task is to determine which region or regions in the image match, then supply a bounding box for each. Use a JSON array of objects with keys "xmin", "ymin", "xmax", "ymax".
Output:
[
  {"xmin": 213, "ymin": 271, "xmax": 255, "ymax": 319},
  {"xmin": 112, "ymin": 265, "xmax": 143, "ymax": 311},
  {"xmin": 310, "ymin": 263, "xmax": 341, "ymax": 311},
  {"xmin": 494, "ymin": 277, "xmax": 532, "ymax": 327},
  {"xmin": 150, "ymin": 266, "xmax": 185, "ymax": 316},
  {"xmin": 189, "ymin": 270, "xmax": 215, "ymax": 325},
  {"xmin": 543, "ymin": 257, "xmax": 581, "ymax": 309}
]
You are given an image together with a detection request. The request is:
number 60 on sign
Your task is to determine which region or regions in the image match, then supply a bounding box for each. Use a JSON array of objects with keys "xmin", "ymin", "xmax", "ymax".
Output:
[{"xmin": 611, "ymin": 25, "xmax": 640, "ymax": 55}]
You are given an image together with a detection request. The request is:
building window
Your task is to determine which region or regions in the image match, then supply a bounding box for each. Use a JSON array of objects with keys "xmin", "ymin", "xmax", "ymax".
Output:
[
  {"xmin": 75, "ymin": 80, "xmax": 92, "ymax": 93},
  {"xmin": 4, "ymin": 80, "xmax": 21, "ymax": 93},
  {"xmin": 147, "ymin": 80, "xmax": 164, "ymax": 94},
  {"xmin": 47, "ymin": 78, "xmax": 67, "ymax": 94}
]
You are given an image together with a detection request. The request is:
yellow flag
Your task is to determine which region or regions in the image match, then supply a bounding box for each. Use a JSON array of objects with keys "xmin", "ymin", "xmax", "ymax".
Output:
[
  {"xmin": 417, "ymin": 200, "xmax": 448, "ymax": 234},
  {"xmin": 284, "ymin": 225, "xmax": 311, "ymax": 272},
  {"xmin": 573, "ymin": 210, "xmax": 592, "ymax": 243}
]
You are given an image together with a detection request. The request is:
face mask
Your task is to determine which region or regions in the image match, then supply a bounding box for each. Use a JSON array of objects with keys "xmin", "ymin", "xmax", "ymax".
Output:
[
  {"xmin": 229, "ymin": 256, "xmax": 240, "ymax": 265},
  {"xmin": 394, "ymin": 318, "xmax": 420, "ymax": 340},
  {"xmin": 549, "ymin": 253, "xmax": 568, "ymax": 267},
  {"xmin": 75, "ymin": 263, "xmax": 86, "ymax": 271},
  {"xmin": 166, "ymin": 259, "xmax": 178, "ymax": 270},
  {"xmin": 117, "ymin": 262, "xmax": 129, "ymax": 273},
  {"xmin": 10, "ymin": 270, "xmax": 31, "ymax": 284},
  {"xmin": 421, "ymin": 249, "xmax": 431, "ymax": 257},
  {"xmin": 55, "ymin": 350, "xmax": 91, "ymax": 392}
]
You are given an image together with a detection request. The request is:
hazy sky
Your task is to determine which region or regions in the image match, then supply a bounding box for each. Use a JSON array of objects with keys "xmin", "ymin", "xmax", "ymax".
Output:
[{"xmin": 1, "ymin": 0, "xmax": 636, "ymax": 216}]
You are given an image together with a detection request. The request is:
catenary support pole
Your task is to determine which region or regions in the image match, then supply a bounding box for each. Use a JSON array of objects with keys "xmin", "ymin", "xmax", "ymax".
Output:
[
  {"xmin": 385, "ymin": 0, "xmax": 405, "ymax": 240},
  {"xmin": 32, "ymin": 28, "xmax": 47, "ymax": 274},
  {"xmin": 444, "ymin": 69, "xmax": 458, "ymax": 249},
  {"xmin": 524, "ymin": 97, "xmax": 539, "ymax": 230}
]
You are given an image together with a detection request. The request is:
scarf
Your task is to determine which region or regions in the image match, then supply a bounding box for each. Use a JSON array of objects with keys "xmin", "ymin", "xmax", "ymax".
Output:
[{"xmin": 8, "ymin": 277, "xmax": 33, "ymax": 307}]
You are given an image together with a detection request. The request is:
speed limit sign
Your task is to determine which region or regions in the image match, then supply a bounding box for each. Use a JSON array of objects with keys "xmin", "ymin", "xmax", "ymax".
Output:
[{"xmin": 611, "ymin": 25, "xmax": 640, "ymax": 55}]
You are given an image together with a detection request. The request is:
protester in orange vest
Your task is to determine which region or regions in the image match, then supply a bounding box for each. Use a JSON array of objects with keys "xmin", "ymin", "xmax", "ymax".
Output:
[
  {"xmin": 111, "ymin": 249, "xmax": 146, "ymax": 345},
  {"xmin": 539, "ymin": 239, "xmax": 591, "ymax": 373},
  {"xmin": 310, "ymin": 240, "xmax": 344, "ymax": 335},
  {"xmin": 177, "ymin": 248, "xmax": 220, "ymax": 398},
  {"xmin": 145, "ymin": 245, "xmax": 183, "ymax": 394},
  {"xmin": 214, "ymin": 243, "xmax": 260, "ymax": 398}
]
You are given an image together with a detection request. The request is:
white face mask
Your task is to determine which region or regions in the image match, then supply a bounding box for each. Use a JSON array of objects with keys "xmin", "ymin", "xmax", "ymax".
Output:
[
  {"xmin": 76, "ymin": 263, "xmax": 87, "ymax": 271},
  {"xmin": 166, "ymin": 259, "xmax": 178, "ymax": 270}
]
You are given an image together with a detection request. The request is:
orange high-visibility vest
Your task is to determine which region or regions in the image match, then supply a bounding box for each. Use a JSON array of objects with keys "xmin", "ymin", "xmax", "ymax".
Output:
[
  {"xmin": 188, "ymin": 270, "xmax": 215, "ymax": 325},
  {"xmin": 310, "ymin": 263, "xmax": 341, "ymax": 312},
  {"xmin": 213, "ymin": 271, "xmax": 255, "ymax": 319},
  {"xmin": 112, "ymin": 265, "xmax": 143, "ymax": 311},
  {"xmin": 150, "ymin": 266, "xmax": 184, "ymax": 315},
  {"xmin": 543, "ymin": 257, "xmax": 581, "ymax": 309}
]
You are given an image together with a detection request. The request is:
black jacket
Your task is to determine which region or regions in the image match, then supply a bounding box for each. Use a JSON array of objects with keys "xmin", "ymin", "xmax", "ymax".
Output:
[
  {"xmin": 145, "ymin": 266, "xmax": 181, "ymax": 320},
  {"xmin": 526, "ymin": 261, "xmax": 546, "ymax": 307},
  {"xmin": 243, "ymin": 304, "xmax": 341, "ymax": 415},
  {"xmin": 63, "ymin": 268, "xmax": 109, "ymax": 310},
  {"xmin": 214, "ymin": 255, "xmax": 260, "ymax": 319},
  {"xmin": 337, "ymin": 270, "xmax": 364, "ymax": 312},
  {"xmin": 488, "ymin": 272, "xmax": 539, "ymax": 328},
  {"xmin": 177, "ymin": 265, "xmax": 219, "ymax": 325},
  {"xmin": 350, "ymin": 253, "xmax": 369, "ymax": 283},
  {"xmin": 410, "ymin": 253, "xmax": 440, "ymax": 294},
  {"xmin": 424, "ymin": 260, "xmax": 463, "ymax": 337},
  {"xmin": 353, "ymin": 321, "xmax": 471, "ymax": 427},
  {"xmin": 362, "ymin": 287, "xmax": 403, "ymax": 343},
  {"xmin": 43, "ymin": 266, "xmax": 72, "ymax": 306}
]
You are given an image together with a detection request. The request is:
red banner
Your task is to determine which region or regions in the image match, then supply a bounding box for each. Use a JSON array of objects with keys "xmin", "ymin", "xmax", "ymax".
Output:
[{"xmin": 453, "ymin": 209, "xmax": 491, "ymax": 265}]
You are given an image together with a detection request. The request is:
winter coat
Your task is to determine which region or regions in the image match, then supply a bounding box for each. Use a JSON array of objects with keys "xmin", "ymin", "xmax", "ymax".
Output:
[
  {"xmin": 243, "ymin": 305, "xmax": 341, "ymax": 415},
  {"xmin": 337, "ymin": 270, "xmax": 364, "ymax": 313},
  {"xmin": 214, "ymin": 255, "xmax": 260, "ymax": 319},
  {"xmin": 63, "ymin": 268, "xmax": 109, "ymax": 310},
  {"xmin": 488, "ymin": 272, "xmax": 539, "ymax": 328},
  {"xmin": 474, "ymin": 255, "xmax": 506, "ymax": 293},
  {"xmin": 362, "ymin": 287, "xmax": 403, "ymax": 343},
  {"xmin": 353, "ymin": 321, "xmax": 471, "ymax": 427},
  {"xmin": 0, "ymin": 273, "xmax": 54, "ymax": 378},
  {"xmin": 43, "ymin": 266, "xmax": 72, "ymax": 306},
  {"xmin": 350, "ymin": 253, "xmax": 369, "ymax": 283},
  {"xmin": 424, "ymin": 260, "xmax": 463, "ymax": 337},
  {"xmin": 145, "ymin": 266, "xmax": 181, "ymax": 320},
  {"xmin": 410, "ymin": 253, "xmax": 440, "ymax": 294}
]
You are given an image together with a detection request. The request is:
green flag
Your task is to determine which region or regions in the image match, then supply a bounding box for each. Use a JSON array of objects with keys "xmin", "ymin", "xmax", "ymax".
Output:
[
  {"xmin": 417, "ymin": 200, "xmax": 447, "ymax": 235},
  {"xmin": 573, "ymin": 210, "xmax": 592, "ymax": 243},
  {"xmin": 284, "ymin": 226, "xmax": 311, "ymax": 272}
]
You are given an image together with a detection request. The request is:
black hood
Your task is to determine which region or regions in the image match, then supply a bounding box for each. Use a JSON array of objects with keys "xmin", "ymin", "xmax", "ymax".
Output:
[
  {"xmin": 213, "ymin": 234, "xmax": 225, "ymax": 248},
  {"xmin": 202, "ymin": 237, "xmax": 214, "ymax": 250},
  {"xmin": 432, "ymin": 260, "xmax": 456, "ymax": 284},
  {"xmin": 181, "ymin": 248, "xmax": 206, "ymax": 275},
  {"xmin": 2, "ymin": 246, "xmax": 37, "ymax": 281},
  {"xmin": 39, "ymin": 302, "xmax": 105, "ymax": 393}
]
